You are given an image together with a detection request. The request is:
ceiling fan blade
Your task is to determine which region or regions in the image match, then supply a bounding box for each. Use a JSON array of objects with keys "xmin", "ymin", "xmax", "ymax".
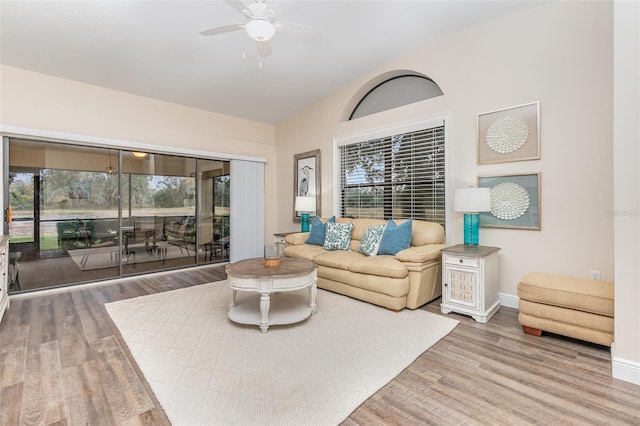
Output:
[
  {"xmin": 200, "ymin": 24, "xmax": 244, "ymax": 36},
  {"xmin": 225, "ymin": 0, "xmax": 252, "ymax": 17},
  {"xmin": 257, "ymin": 40, "xmax": 272, "ymax": 58}
]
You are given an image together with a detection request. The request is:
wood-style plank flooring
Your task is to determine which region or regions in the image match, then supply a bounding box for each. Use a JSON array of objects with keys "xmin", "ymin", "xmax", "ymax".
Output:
[{"xmin": 1, "ymin": 265, "xmax": 639, "ymax": 425}]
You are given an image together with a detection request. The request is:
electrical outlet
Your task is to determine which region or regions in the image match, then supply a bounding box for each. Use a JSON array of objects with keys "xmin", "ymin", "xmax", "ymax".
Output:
[{"xmin": 590, "ymin": 271, "xmax": 601, "ymax": 280}]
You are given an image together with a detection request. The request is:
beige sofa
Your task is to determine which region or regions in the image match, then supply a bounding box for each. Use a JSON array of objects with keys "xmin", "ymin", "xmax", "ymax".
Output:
[{"xmin": 284, "ymin": 218, "xmax": 446, "ymax": 311}]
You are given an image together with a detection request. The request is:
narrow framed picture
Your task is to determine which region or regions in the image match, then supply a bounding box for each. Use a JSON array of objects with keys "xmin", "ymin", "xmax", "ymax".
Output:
[
  {"xmin": 478, "ymin": 172, "xmax": 541, "ymax": 230},
  {"xmin": 293, "ymin": 149, "xmax": 321, "ymax": 223},
  {"xmin": 477, "ymin": 101, "xmax": 540, "ymax": 165}
]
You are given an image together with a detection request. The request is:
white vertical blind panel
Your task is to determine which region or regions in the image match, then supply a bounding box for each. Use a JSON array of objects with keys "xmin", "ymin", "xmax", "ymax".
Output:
[{"xmin": 230, "ymin": 160, "xmax": 265, "ymax": 262}]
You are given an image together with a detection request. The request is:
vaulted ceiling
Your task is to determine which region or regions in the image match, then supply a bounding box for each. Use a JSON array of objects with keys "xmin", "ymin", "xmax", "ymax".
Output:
[{"xmin": 1, "ymin": 1, "xmax": 545, "ymax": 124}]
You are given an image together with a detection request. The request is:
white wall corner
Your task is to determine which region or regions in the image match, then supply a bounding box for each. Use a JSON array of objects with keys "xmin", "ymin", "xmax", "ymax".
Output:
[
  {"xmin": 499, "ymin": 292, "xmax": 519, "ymax": 310},
  {"xmin": 611, "ymin": 343, "xmax": 640, "ymax": 385}
]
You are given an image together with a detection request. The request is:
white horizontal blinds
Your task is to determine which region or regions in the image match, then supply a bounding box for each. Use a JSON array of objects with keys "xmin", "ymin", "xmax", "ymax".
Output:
[{"xmin": 339, "ymin": 125, "xmax": 446, "ymax": 228}]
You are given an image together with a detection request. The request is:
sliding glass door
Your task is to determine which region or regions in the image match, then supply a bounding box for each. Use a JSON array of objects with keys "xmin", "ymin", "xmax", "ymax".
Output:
[{"xmin": 5, "ymin": 138, "xmax": 230, "ymax": 293}]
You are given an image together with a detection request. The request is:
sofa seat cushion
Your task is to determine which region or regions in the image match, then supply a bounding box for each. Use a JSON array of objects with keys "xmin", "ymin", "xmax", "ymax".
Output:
[
  {"xmin": 518, "ymin": 272, "xmax": 614, "ymax": 317},
  {"xmin": 318, "ymin": 266, "xmax": 410, "ymax": 298},
  {"xmin": 313, "ymin": 250, "xmax": 364, "ymax": 270},
  {"xmin": 350, "ymin": 255, "xmax": 408, "ymax": 279},
  {"xmin": 283, "ymin": 244, "xmax": 326, "ymax": 261}
]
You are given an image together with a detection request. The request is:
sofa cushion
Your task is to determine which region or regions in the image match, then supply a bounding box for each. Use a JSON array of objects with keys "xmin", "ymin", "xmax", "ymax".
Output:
[
  {"xmin": 409, "ymin": 219, "xmax": 445, "ymax": 246},
  {"xmin": 283, "ymin": 244, "xmax": 326, "ymax": 261},
  {"xmin": 358, "ymin": 224, "xmax": 386, "ymax": 256},
  {"xmin": 305, "ymin": 216, "xmax": 335, "ymax": 246},
  {"xmin": 350, "ymin": 255, "xmax": 408, "ymax": 279},
  {"xmin": 378, "ymin": 219, "xmax": 413, "ymax": 255},
  {"xmin": 313, "ymin": 250, "xmax": 364, "ymax": 270},
  {"xmin": 323, "ymin": 222, "xmax": 353, "ymax": 251},
  {"xmin": 318, "ymin": 266, "xmax": 410, "ymax": 298},
  {"xmin": 344, "ymin": 218, "xmax": 388, "ymax": 241}
]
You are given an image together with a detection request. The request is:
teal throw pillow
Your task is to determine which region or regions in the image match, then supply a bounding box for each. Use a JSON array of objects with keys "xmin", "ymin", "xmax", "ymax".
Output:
[
  {"xmin": 323, "ymin": 222, "xmax": 354, "ymax": 251},
  {"xmin": 378, "ymin": 219, "xmax": 413, "ymax": 255},
  {"xmin": 305, "ymin": 216, "xmax": 336, "ymax": 246},
  {"xmin": 358, "ymin": 224, "xmax": 386, "ymax": 256}
]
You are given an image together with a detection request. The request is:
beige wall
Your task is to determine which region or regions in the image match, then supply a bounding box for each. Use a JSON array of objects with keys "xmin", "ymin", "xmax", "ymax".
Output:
[
  {"xmin": 0, "ymin": 65, "xmax": 278, "ymax": 239},
  {"xmin": 276, "ymin": 1, "xmax": 614, "ymax": 298}
]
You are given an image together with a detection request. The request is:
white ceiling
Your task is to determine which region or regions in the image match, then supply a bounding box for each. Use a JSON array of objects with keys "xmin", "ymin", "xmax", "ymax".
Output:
[{"xmin": 1, "ymin": 1, "xmax": 545, "ymax": 125}]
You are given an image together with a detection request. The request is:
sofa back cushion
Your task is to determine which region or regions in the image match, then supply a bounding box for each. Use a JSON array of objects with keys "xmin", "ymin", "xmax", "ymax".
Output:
[
  {"xmin": 335, "ymin": 217, "xmax": 444, "ymax": 247},
  {"xmin": 409, "ymin": 219, "xmax": 445, "ymax": 246},
  {"xmin": 336, "ymin": 218, "xmax": 386, "ymax": 240}
]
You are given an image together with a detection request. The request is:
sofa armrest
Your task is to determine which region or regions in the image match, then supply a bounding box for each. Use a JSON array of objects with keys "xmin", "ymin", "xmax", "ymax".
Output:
[
  {"xmin": 395, "ymin": 244, "xmax": 446, "ymax": 263},
  {"xmin": 285, "ymin": 232, "xmax": 309, "ymax": 246}
]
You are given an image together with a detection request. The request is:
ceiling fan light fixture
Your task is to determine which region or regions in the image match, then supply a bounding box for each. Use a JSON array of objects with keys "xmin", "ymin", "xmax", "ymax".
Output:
[{"xmin": 245, "ymin": 19, "xmax": 275, "ymax": 42}]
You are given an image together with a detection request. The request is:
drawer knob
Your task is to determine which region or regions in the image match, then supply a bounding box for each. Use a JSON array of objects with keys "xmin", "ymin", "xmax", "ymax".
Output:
[{"xmin": 459, "ymin": 259, "xmax": 463, "ymax": 263}]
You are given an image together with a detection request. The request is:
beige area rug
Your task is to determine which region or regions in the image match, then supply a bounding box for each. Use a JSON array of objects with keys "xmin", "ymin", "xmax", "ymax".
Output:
[
  {"xmin": 105, "ymin": 281, "xmax": 459, "ymax": 426},
  {"xmin": 69, "ymin": 244, "xmax": 192, "ymax": 270}
]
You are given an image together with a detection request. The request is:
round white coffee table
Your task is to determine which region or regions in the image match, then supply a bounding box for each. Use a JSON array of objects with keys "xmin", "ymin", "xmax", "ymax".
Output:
[{"xmin": 225, "ymin": 257, "xmax": 317, "ymax": 332}]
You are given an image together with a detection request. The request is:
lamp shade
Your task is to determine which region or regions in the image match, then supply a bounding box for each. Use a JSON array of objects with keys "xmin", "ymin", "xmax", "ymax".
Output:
[
  {"xmin": 454, "ymin": 188, "xmax": 491, "ymax": 213},
  {"xmin": 295, "ymin": 196, "xmax": 316, "ymax": 213},
  {"xmin": 245, "ymin": 19, "xmax": 276, "ymax": 42}
]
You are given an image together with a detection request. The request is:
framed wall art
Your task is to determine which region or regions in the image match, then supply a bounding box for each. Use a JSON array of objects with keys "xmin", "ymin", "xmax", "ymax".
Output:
[
  {"xmin": 477, "ymin": 101, "xmax": 540, "ymax": 165},
  {"xmin": 293, "ymin": 149, "xmax": 321, "ymax": 223},
  {"xmin": 478, "ymin": 172, "xmax": 541, "ymax": 230}
]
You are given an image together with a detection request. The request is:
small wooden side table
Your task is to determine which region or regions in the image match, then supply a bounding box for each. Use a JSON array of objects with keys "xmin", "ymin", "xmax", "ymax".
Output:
[{"xmin": 440, "ymin": 244, "xmax": 501, "ymax": 323}]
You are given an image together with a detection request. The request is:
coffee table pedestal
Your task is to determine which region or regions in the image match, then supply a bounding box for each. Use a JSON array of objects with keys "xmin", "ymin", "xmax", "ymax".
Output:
[{"xmin": 226, "ymin": 258, "xmax": 317, "ymax": 333}]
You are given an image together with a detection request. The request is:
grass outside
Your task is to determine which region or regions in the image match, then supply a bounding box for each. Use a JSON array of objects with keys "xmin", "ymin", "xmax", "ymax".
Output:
[{"xmin": 10, "ymin": 235, "xmax": 60, "ymax": 250}]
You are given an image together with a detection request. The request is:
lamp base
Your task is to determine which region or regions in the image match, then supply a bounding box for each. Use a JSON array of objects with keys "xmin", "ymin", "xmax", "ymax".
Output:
[
  {"xmin": 300, "ymin": 213, "xmax": 310, "ymax": 232},
  {"xmin": 463, "ymin": 213, "xmax": 480, "ymax": 246}
]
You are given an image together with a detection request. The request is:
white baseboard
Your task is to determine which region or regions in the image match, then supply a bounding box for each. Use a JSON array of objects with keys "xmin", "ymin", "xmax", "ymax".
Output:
[
  {"xmin": 611, "ymin": 343, "xmax": 640, "ymax": 385},
  {"xmin": 499, "ymin": 292, "xmax": 519, "ymax": 309}
]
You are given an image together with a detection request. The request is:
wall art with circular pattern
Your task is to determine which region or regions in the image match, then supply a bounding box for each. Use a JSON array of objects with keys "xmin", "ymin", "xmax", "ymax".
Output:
[
  {"xmin": 477, "ymin": 173, "xmax": 541, "ymax": 230},
  {"xmin": 477, "ymin": 102, "xmax": 540, "ymax": 165}
]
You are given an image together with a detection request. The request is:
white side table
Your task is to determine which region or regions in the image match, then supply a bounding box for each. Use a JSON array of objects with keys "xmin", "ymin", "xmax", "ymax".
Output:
[{"xmin": 440, "ymin": 244, "xmax": 501, "ymax": 323}]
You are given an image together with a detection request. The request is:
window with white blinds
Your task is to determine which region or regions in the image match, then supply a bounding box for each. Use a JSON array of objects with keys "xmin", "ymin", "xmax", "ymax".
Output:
[{"xmin": 338, "ymin": 125, "xmax": 446, "ymax": 229}]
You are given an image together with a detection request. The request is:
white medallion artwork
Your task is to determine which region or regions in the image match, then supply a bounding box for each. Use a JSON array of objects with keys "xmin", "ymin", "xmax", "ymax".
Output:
[
  {"xmin": 485, "ymin": 116, "xmax": 530, "ymax": 154},
  {"xmin": 490, "ymin": 182, "xmax": 530, "ymax": 220}
]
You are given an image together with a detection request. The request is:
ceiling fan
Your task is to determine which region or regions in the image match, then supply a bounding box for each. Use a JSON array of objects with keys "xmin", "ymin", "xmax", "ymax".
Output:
[{"xmin": 200, "ymin": 0, "xmax": 319, "ymax": 57}]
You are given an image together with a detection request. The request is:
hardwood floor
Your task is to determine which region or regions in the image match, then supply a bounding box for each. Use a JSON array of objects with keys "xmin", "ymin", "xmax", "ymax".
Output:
[{"xmin": 1, "ymin": 266, "xmax": 638, "ymax": 425}]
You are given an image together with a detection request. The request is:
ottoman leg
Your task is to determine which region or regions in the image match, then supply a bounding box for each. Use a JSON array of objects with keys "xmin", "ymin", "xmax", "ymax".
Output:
[{"xmin": 522, "ymin": 325, "xmax": 542, "ymax": 336}]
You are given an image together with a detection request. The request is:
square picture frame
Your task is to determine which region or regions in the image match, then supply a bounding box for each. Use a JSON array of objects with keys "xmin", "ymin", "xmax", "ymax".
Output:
[
  {"xmin": 293, "ymin": 149, "xmax": 321, "ymax": 223},
  {"xmin": 477, "ymin": 101, "xmax": 540, "ymax": 165},
  {"xmin": 478, "ymin": 172, "xmax": 541, "ymax": 230}
]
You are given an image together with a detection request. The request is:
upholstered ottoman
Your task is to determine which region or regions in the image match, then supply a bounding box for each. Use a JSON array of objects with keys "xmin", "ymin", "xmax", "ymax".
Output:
[{"xmin": 517, "ymin": 272, "xmax": 614, "ymax": 346}]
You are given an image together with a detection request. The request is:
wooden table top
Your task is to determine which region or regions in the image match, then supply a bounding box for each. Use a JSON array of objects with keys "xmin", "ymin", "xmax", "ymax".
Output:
[{"xmin": 225, "ymin": 257, "xmax": 316, "ymax": 279}]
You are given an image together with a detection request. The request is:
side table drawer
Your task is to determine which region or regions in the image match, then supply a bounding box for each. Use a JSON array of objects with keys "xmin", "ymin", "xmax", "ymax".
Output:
[{"xmin": 445, "ymin": 255, "xmax": 479, "ymax": 268}]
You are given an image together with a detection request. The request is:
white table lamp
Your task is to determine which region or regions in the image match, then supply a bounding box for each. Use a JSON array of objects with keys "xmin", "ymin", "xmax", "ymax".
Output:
[
  {"xmin": 295, "ymin": 196, "xmax": 316, "ymax": 232},
  {"xmin": 454, "ymin": 187, "xmax": 491, "ymax": 246}
]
